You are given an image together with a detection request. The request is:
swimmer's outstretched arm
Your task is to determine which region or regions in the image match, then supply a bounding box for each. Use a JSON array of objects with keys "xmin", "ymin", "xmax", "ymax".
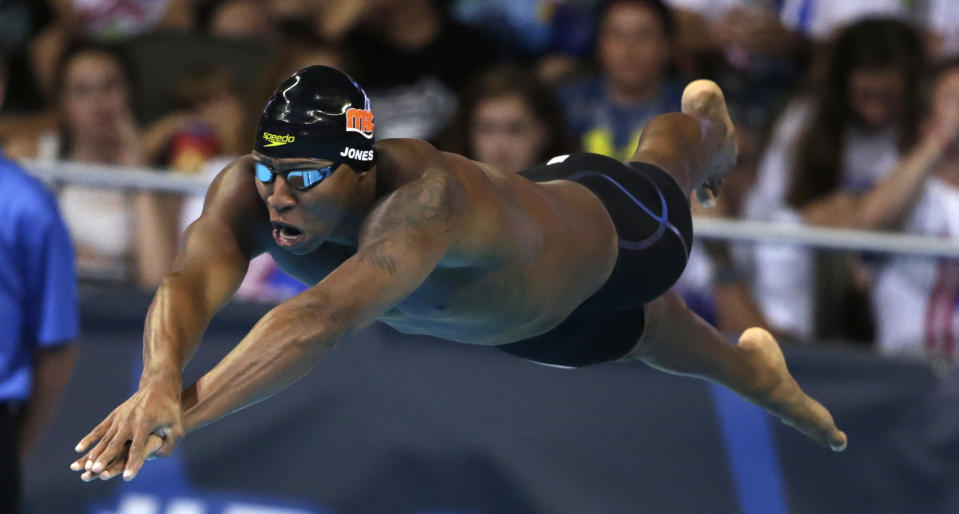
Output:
[
  {"xmin": 78, "ymin": 169, "xmax": 467, "ymax": 481},
  {"xmin": 71, "ymin": 159, "xmax": 264, "ymax": 480},
  {"xmin": 183, "ymin": 169, "xmax": 464, "ymax": 433}
]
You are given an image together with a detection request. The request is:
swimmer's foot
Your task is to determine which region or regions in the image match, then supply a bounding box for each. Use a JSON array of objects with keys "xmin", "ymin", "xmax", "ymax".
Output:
[
  {"xmin": 680, "ymin": 80, "xmax": 737, "ymax": 208},
  {"xmin": 736, "ymin": 327, "xmax": 848, "ymax": 452}
]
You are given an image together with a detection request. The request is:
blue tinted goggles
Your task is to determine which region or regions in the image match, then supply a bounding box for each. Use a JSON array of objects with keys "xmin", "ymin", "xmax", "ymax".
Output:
[{"xmin": 254, "ymin": 161, "xmax": 339, "ymax": 190}]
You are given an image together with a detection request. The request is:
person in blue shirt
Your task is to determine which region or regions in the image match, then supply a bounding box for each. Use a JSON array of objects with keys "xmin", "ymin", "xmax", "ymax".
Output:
[
  {"xmin": 0, "ymin": 48, "xmax": 79, "ymax": 513},
  {"xmin": 557, "ymin": 0, "xmax": 684, "ymax": 161}
]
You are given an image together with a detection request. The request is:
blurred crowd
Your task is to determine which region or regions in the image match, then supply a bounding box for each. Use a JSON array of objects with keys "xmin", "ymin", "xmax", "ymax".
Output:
[{"xmin": 2, "ymin": 0, "xmax": 959, "ymax": 366}]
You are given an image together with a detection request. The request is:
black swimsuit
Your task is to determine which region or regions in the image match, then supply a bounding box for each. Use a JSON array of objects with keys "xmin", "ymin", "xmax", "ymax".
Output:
[{"xmin": 496, "ymin": 153, "xmax": 693, "ymax": 368}]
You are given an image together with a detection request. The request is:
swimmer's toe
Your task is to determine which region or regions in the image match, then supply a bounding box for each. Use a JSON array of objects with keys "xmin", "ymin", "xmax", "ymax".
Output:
[{"xmin": 829, "ymin": 430, "xmax": 848, "ymax": 452}]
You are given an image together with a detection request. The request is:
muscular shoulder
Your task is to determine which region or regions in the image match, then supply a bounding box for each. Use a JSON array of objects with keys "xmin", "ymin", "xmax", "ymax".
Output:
[
  {"xmin": 374, "ymin": 138, "xmax": 446, "ymax": 188},
  {"xmin": 203, "ymin": 155, "xmax": 262, "ymax": 213},
  {"xmin": 368, "ymin": 139, "xmax": 507, "ymax": 249},
  {"xmin": 363, "ymin": 166, "xmax": 466, "ymax": 238},
  {"xmin": 194, "ymin": 154, "xmax": 269, "ymax": 247},
  {"xmin": 375, "ymin": 138, "xmax": 495, "ymax": 191}
]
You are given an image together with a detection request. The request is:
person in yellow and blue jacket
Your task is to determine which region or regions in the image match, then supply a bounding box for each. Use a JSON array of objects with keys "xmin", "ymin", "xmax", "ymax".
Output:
[{"xmin": 558, "ymin": 0, "xmax": 683, "ymax": 161}]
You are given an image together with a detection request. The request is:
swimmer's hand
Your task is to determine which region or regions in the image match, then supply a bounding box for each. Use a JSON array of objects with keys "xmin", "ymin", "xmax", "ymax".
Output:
[
  {"xmin": 70, "ymin": 376, "xmax": 184, "ymax": 482},
  {"xmin": 70, "ymin": 434, "xmax": 165, "ymax": 481}
]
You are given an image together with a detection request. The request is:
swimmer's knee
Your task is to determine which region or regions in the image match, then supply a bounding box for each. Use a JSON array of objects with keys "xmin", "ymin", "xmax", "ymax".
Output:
[{"xmin": 624, "ymin": 290, "xmax": 690, "ymax": 360}]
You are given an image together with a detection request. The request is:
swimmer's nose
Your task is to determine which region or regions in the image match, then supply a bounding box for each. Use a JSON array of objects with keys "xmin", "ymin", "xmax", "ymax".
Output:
[{"xmin": 267, "ymin": 175, "xmax": 296, "ymax": 212}]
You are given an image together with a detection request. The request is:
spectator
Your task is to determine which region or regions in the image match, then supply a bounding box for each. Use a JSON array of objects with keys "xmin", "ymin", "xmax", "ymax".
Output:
[
  {"xmin": 69, "ymin": 0, "xmax": 195, "ymax": 38},
  {"xmin": 664, "ymin": 0, "xmax": 808, "ymax": 121},
  {"xmin": 774, "ymin": 0, "xmax": 958, "ymax": 59},
  {"xmin": 557, "ymin": 0, "xmax": 683, "ymax": 161},
  {"xmin": 133, "ymin": 65, "xmax": 248, "ymax": 287},
  {"xmin": 0, "ymin": 48, "xmax": 78, "ymax": 514},
  {"xmin": 666, "ymin": 0, "xmax": 806, "ymax": 62},
  {"xmin": 334, "ymin": 0, "xmax": 502, "ymax": 141},
  {"xmin": 745, "ymin": 19, "xmax": 926, "ymax": 342},
  {"xmin": 753, "ymin": 19, "xmax": 926, "ymax": 229},
  {"xmin": 0, "ymin": 1, "xmax": 59, "ymax": 157},
  {"xmin": 927, "ymin": 0, "xmax": 959, "ymax": 58},
  {"xmin": 440, "ymin": 65, "xmax": 576, "ymax": 173},
  {"xmin": 5, "ymin": 40, "xmax": 174, "ymax": 288},
  {"xmin": 450, "ymin": 0, "xmax": 595, "ymax": 57},
  {"xmin": 0, "ymin": 0, "xmax": 59, "ymax": 113},
  {"xmin": 449, "ymin": 0, "xmax": 598, "ymax": 82},
  {"xmin": 269, "ymin": 0, "xmax": 325, "ymax": 25},
  {"xmin": 872, "ymin": 57, "xmax": 959, "ymax": 364},
  {"xmin": 778, "ymin": 0, "xmax": 921, "ymax": 43},
  {"xmin": 143, "ymin": 66, "xmax": 248, "ymax": 173},
  {"xmin": 28, "ymin": 0, "xmax": 196, "ymax": 101},
  {"xmin": 205, "ymin": 0, "xmax": 278, "ymax": 41},
  {"xmin": 265, "ymin": 25, "xmax": 350, "ymax": 88}
]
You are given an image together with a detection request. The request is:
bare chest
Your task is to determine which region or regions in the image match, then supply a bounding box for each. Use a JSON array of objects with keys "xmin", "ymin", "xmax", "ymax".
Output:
[
  {"xmin": 268, "ymin": 245, "xmax": 582, "ymax": 345},
  {"xmin": 378, "ymin": 264, "xmax": 564, "ymax": 344},
  {"xmin": 265, "ymin": 179, "xmax": 618, "ymax": 344}
]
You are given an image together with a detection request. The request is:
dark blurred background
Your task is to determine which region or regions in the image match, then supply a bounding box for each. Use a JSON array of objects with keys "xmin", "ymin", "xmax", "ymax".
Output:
[{"xmin": 3, "ymin": 1, "xmax": 959, "ymax": 512}]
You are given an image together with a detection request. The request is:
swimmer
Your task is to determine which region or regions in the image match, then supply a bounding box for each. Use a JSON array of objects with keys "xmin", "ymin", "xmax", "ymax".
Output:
[{"xmin": 71, "ymin": 66, "xmax": 846, "ymax": 482}]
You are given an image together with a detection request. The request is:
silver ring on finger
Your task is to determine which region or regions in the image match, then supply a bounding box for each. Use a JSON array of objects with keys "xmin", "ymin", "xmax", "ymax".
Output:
[{"xmin": 151, "ymin": 427, "xmax": 172, "ymax": 440}]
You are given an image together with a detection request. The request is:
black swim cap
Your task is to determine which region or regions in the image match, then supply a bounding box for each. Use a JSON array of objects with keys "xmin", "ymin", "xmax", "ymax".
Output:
[{"xmin": 255, "ymin": 65, "xmax": 376, "ymax": 171}]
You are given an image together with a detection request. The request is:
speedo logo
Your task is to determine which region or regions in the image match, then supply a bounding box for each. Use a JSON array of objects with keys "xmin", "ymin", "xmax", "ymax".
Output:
[
  {"xmin": 262, "ymin": 132, "xmax": 295, "ymax": 147},
  {"xmin": 340, "ymin": 147, "xmax": 375, "ymax": 161}
]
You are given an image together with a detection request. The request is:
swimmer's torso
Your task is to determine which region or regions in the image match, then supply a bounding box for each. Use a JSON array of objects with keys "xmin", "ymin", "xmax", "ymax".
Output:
[{"xmin": 238, "ymin": 139, "xmax": 619, "ymax": 345}]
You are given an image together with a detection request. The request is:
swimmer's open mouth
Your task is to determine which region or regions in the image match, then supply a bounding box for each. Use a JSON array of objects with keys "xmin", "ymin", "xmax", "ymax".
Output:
[{"xmin": 272, "ymin": 221, "xmax": 305, "ymax": 246}]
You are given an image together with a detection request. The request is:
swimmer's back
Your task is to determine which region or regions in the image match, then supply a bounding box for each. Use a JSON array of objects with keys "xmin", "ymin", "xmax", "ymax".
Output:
[
  {"xmin": 369, "ymin": 139, "xmax": 620, "ymax": 343},
  {"xmin": 202, "ymin": 139, "xmax": 620, "ymax": 345}
]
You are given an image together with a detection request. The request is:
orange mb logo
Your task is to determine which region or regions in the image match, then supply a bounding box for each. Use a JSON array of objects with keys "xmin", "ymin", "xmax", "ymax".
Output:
[{"xmin": 345, "ymin": 108, "xmax": 375, "ymax": 138}]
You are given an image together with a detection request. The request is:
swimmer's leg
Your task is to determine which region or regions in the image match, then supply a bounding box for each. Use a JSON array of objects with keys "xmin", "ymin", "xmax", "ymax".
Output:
[
  {"xmin": 629, "ymin": 80, "xmax": 737, "ymax": 201},
  {"xmin": 624, "ymin": 290, "xmax": 848, "ymax": 452}
]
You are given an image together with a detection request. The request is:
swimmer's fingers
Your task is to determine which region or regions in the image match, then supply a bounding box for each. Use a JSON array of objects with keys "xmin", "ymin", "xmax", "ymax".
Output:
[
  {"xmin": 69, "ymin": 453, "xmax": 88, "ymax": 472},
  {"xmin": 89, "ymin": 423, "xmax": 133, "ymax": 474},
  {"xmin": 94, "ymin": 444, "xmax": 129, "ymax": 481},
  {"xmin": 71, "ymin": 444, "xmax": 105, "ymax": 476},
  {"xmin": 82, "ymin": 448, "xmax": 125, "ymax": 482},
  {"xmin": 78, "ymin": 436, "xmax": 119, "ymax": 482},
  {"xmin": 80, "ymin": 431, "xmax": 161, "ymax": 482},
  {"xmin": 123, "ymin": 431, "xmax": 165, "ymax": 481},
  {"xmin": 97, "ymin": 460, "xmax": 126, "ymax": 481},
  {"xmin": 94, "ymin": 433, "xmax": 162, "ymax": 482},
  {"xmin": 74, "ymin": 415, "xmax": 113, "ymax": 454},
  {"xmin": 82, "ymin": 421, "xmax": 121, "ymax": 473},
  {"xmin": 69, "ymin": 447, "xmax": 102, "ymax": 474}
]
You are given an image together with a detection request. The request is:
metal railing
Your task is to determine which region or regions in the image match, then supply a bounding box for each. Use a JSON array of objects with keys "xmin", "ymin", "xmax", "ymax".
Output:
[
  {"xmin": 22, "ymin": 158, "xmax": 959, "ymax": 259},
  {"xmin": 25, "ymin": 159, "xmax": 211, "ymax": 195}
]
